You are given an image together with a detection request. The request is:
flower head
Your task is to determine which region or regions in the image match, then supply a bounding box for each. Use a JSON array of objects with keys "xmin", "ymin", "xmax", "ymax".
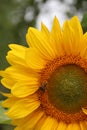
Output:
[{"xmin": 1, "ymin": 16, "xmax": 87, "ymax": 130}]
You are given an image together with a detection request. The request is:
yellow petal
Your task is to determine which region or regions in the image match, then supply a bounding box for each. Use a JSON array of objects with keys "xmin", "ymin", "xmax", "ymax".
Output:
[
  {"xmin": 41, "ymin": 22, "xmax": 50, "ymax": 38},
  {"xmin": 62, "ymin": 20, "xmax": 76, "ymax": 55},
  {"xmin": 11, "ymin": 78, "xmax": 39, "ymax": 97},
  {"xmin": 3, "ymin": 66, "xmax": 32, "ymax": 81},
  {"xmin": 25, "ymin": 48, "xmax": 46, "ymax": 70},
  {"xmin": 2, "ymin": 96, "xmax": 18, "ymax": 108},
  {"xmin": 6, "ymin": 44, "xmax": 27, "ymax": 67},
  {"xmin": 51, "ymin": 17, "xmax": 62, "ymax": 39},
  {"xmin": 0, "ymin": 67, "xmax": 38, "ymax": 90},
  {"xmin": 14, "ymin": 127, "xmax": 20, "ymax": 130},
  {"xmin": 69, "ymin": 16, "xmax": 83, "ymax": 39},
  {"xmin": 26, "ymin": 27, "xmax": 56, "ymax": 60},
  {"xmin": 13, "ymin": 110, "xmax": 44, "ymax": 130},
  {"xmin": 80, "ymin": 121, "xmax": 87, "ymax": 130},
  {"xmin": 84, "ymin": 121, "xmax": 87, "ymax": 129},
  {"xmin": 71, "ymin": 123, "xmax": 81, "ymax": 130},
  {"xmin": 1, "ymin": 78, "xmax": 15, "ymax": 89},
  {"xmin": 67, "ymin": 123, "xmax": 80, "ymax": 130},
  {"xmin": 80, "ymin": 32, "xmax": 87, "ymax": 59},
  {"xmin": 82, "ymin": 108, "xmax": 87, "ymax": 115},
  {"xmin": 69, "ymin": 16, "xmax": 83, "ymax": 53},
  {"xmin": 57, "ymin": 122, "xmax": 67, "ymax": 130},
  {"xmin": 50, "ymin": 17, "xmax": 63, "ymax": 57},
  {"xmin": 8, "ymin": 44, "xmax": 26, "ymax": 57},
  {"xmin": 0, "ymin": 70, "xmax": 9, "ymax": 78},
  {"xmin": 62, "ymin": 16, "xmax": 83, "ymax": 55},
  {"xmin": 1, "ymin": 93, "xmax": 12, "ymax": 98},
  {"xmin": 6, "ymin": 95, "xmax": 40, "ymax": 119},
  {"xmin": 0, "ymin": 70, "xmax": 16, "ymax": 89},
  {"xmin": 35, "ymin": 115, "xmax": 47, "ymax": 130},
  {"xmin": 67, "ymin": 123, "xmax": 73, "ymax": 130},
  {"xmin": 41, "ymin": 116, "xmax": 58, "ymax": 130}
]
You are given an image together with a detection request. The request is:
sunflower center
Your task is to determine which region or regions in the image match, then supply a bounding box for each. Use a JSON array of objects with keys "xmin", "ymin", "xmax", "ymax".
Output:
[
  {"xmin": 39, "ymin": 55, "xmax": 87, "ymax": 123},
  {"xmin": 47, "ymin": 64, "xmax": 87, "ymax": 114}
]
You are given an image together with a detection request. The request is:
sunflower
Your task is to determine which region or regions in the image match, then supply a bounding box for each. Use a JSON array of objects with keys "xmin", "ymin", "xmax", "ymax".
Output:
[{"xmin": 1, "ymin": 16, "xmax": 87, "ymax": 130}]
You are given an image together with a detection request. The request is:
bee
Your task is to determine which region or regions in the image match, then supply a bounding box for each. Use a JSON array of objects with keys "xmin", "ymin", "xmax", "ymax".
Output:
[{"xmin": 39, "ymin": 82, "xmax": 47, "ymax": 92}]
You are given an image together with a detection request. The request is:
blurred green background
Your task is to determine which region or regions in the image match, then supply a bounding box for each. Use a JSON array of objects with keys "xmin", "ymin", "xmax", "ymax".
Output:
[{"xmin": 0, "ymin": 0, "xmax": 87, "ymax": 129}]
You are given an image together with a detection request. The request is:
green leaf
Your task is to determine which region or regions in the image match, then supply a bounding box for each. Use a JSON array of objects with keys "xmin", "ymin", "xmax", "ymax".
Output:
[
  {"xmin": 0, "ymin": 101, "xmax": 11, "ymax": 124},
  {"xmin": 81, "ymin": 13, "xmax": 87, "ymax": 33}
]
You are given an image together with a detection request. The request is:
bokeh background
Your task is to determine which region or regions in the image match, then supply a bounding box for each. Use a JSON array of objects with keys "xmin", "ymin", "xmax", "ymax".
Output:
[{"xmin": 0, "ymin": 0, "xmax": 87, "ymax": 129}]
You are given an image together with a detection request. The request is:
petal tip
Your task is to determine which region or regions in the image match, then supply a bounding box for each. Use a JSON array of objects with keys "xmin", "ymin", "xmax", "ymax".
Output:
[{"xmin": 82, "ymin": 108, "xmax": 87, "ymax": 115}]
